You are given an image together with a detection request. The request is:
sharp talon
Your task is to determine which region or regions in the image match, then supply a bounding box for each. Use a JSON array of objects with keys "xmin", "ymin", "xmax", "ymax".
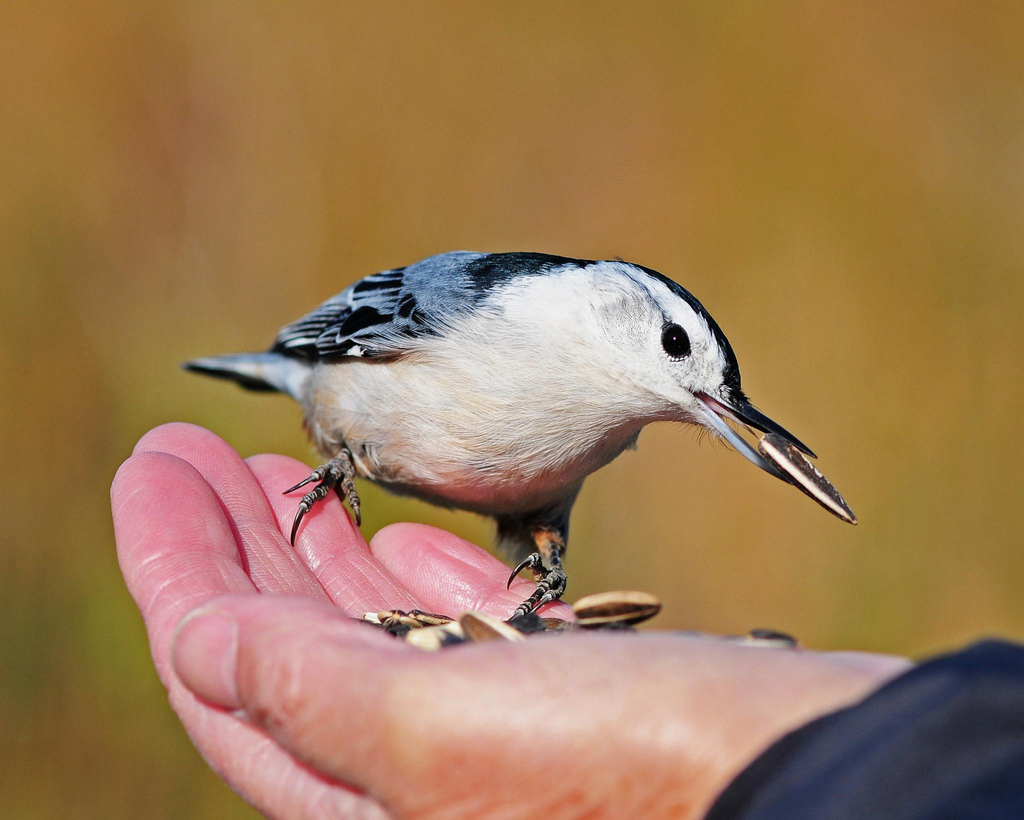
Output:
[
  {"xmin": 506, "ymin": 554, "xmax": 538, "ymax": 589},
  {"xmin": 290, "ymin": 505, "xmax": 308, "ymax": 545},
  {"xmin": 283, "ymin": 473, "xmax": 318, "ymax": 495},
  {"xmin": 344, "ymin": 488, "xmax": 362, "ymax": 527}
]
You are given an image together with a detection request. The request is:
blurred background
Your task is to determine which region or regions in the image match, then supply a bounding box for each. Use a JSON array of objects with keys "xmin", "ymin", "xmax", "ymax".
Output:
[{"xmin": 3, "ymin": 1, "xmax": 1023, "ymax": 816}]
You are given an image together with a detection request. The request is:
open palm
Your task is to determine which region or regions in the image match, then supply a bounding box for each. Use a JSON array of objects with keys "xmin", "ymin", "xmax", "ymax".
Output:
[{"xmin": 112, "ymin": 423, "xmax": 907, "ymax": 819}]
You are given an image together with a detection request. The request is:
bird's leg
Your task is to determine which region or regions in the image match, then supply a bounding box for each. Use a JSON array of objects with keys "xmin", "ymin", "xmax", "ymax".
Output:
[
  {"xmin": 507, "ymin": 528, "xmax": 568, "ymax": 619},
  {"xmin": 283, "ymin": 448, "xmax": 361, "ymax": 544}
]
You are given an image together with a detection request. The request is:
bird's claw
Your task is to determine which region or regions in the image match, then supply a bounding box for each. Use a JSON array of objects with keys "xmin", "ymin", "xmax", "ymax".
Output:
[
  {"xmin": 283, "ymin": 449, "xmax": 360, "ymax": 543},
  {"xmin": 282, "ymin": 465, "xmax": 327, "ymax": 495},
  {"xmin": 289, "ymin": 496, "xmax": 314, "ymax": 544},
  {"xmin": 506, "ymin": 552, "xmax": 544, "ymax": 589}
]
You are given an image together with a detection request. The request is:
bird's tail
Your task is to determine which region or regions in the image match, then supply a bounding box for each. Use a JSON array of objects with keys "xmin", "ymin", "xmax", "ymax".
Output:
[{"xmin": 182, "ymin": 352, "xmax": 311, "ymax": 400}]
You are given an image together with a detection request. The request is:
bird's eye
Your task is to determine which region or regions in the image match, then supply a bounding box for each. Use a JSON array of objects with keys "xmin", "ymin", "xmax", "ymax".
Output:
[{"xmin": 661, "ymin": 323, "xmax": 691, "ymax": 359}]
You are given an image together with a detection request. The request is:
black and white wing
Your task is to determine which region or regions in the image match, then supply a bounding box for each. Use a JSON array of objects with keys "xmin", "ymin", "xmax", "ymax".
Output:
[
  {"xmin": 271, "ymin": 266, "xmax": 413, "ymax": 359},
  {"xmin": 271, "ymin": 250, "xmax": 591, "ymax": 361},
  {"xmin": 272, "ymin": 251, "xmax": 490, "ymax": 360}
]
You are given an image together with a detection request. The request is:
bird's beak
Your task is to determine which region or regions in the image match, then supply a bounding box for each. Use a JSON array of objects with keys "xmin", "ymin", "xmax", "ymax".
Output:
[
  {"xmin": 693, "ymin": 392, "xmax": 857, "ymax": 524},
  {"xmin": 698, "ymin": 392, "xmax": 816, "ymax": 455},
  {"xmin": 693, "ymin": 392, "xmax": 809, "ymax": 478}
]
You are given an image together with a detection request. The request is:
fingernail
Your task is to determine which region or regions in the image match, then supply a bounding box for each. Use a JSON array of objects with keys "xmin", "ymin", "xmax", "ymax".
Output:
[{"xmin": 172, "ymin": 609, "xmax": 240, "ymax": 708}]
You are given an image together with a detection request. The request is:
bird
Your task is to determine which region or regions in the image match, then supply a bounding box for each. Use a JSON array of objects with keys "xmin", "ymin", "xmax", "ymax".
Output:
[{"xmin": 184, "ymin": 251, "xmax": 854, "ymax": 619}]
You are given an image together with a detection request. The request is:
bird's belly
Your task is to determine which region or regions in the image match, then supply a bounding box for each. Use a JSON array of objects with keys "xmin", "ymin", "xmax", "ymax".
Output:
[
  {"xmin": 304, "ymin": 360, "xmax": 641, "ymax": 516},
  {"xmin": 347, "ymin": 428, "xmax": 599, "ymax": 516}
]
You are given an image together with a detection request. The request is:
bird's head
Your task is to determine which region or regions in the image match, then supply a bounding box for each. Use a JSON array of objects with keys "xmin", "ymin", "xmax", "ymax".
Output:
[{"xmin": 584, "ymin": 260, "xmax": 854, "ymax": 523}]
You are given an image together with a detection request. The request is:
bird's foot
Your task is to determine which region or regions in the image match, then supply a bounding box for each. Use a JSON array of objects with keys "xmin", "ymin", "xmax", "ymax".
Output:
[
  {"xmin": 283, "ymin": 449, "xmax": 361, "ymax": 543},
  {"xmin": 506, "ymin": 552, "xmax": 546, "ymax": 587},
  {"xmin": 507, "ymin": 553, "xmax": 568, "ymax": 619}
]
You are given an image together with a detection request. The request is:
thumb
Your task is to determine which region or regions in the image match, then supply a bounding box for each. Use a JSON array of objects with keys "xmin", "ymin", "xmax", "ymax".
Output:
[
  {"xmin": 171, "ymin": 594, "xmax": 899, "ymax": 820},
  {"xmin": 170, "ymin": 594, "xmax": 716, "ymax": 818},
  {"xmin": 172, "ymin": 595, "xmax": 457, "ymax": 806}
]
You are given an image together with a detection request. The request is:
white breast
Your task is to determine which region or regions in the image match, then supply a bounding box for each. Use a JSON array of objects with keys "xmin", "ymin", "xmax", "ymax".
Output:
[{"xmin": 303, "ymin": 267, "xmax": 670, "ymax": 515}]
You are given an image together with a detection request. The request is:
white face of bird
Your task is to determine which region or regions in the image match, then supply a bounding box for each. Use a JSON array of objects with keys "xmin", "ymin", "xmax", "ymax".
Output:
[
  {"xmin": 623, "ymin": 269, "xmax": 738, "ymax": 420},
  {"xmin": 573, "ymin": 262, "xmax": 738, "ymax": 418},
  {"xmin": 594, "ymin": 262, "xmax": 835, "ymax": 500}
]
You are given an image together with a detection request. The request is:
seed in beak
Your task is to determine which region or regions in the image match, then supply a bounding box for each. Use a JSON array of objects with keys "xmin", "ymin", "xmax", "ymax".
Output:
[{"xmin": 757, "ymin": 433, "xmax": 858, "ymax": 524}]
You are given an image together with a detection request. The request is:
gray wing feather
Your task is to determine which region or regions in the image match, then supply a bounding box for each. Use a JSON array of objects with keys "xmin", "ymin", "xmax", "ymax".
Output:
[
  {"xmin": 272, "ymin": 265, "xmax": 413, "ymax": 359},
  {"xmin": 272, "ymin": 250, "xmax": 588, "ymax": 361},
  {"xmin": 272, "ymin": 251, "xmax": 488, "ymax": 360}
]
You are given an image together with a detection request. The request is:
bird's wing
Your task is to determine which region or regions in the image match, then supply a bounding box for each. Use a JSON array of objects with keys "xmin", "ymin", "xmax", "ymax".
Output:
[
  {"xmin": 271, "ymin": 251, "xmax": 591, "ymax": 361},
  {"xmin": 271, "ymin": 252, "xmax": 484, "ymax": 360},
  {"xmin": 272, "ymin": 266, "xmax": 416, "ymax": 359}
]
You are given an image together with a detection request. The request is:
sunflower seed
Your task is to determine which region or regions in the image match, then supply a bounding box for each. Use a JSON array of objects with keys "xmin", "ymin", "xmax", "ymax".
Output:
[
  {"xmin": 459, "ymin": 611, "xmax": 527, "ymax": 643},
  {"xmin": 367, "ymin": 609, "xmax": 455, "ymax": 632},
  {"xmin": 744, "ymin": 627, "xmax": 799, "ymax": 648},
  {"xmin": 572, "ymin": 590, "xmax": 662, "ymax": 628},
  {"xmin": 404, "ymin": 622, "xmax": 467, "ymax": 651},
  {"xmin": 405, "ymin": 610, "xmax": 455, "ymax": 626},
  {"xmin": 758, "ymin": 433, "xmax": 857, "ymax": 524}
]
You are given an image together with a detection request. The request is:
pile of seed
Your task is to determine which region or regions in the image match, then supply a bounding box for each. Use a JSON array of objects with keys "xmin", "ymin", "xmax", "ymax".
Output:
[{"xmin": 361, "ymin": 591, "xmax": 798, "ymax": 651}]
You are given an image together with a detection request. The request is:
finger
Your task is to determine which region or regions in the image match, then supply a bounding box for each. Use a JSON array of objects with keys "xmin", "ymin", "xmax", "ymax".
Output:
[
  {"xmin": 164, "ymin": 688, "xmax": 389, "ymax": 820},
  {"xmin": 112, "ymin": 451, "xmax": 257, "ymax": 678},
  {"xmin": 173, "ymin": 595, "xmax": 405, "ymax": 709},
  {"xmin": 168, "ymin": 596, "xmax": 400, "ymax": 818},
  {"xmin": 134, "ymin": 423, "xmax": 327, "ymax": 598},
  {"xmin": 113, "ymin": 455, "xmax": 387, "ymax": 816},
  {"xmin": 248, "ymin": 454, "xmax": 421, "ymax": 615},
  {"xmin": 370, "ymin": 523, "xmax": 573, "ymax": 620}
]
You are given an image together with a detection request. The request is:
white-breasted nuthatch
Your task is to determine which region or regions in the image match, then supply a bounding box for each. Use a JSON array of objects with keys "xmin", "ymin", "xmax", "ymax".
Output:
[{"xmin": 185, "ymin": 251, "xmax": 855, "ymax": 618}]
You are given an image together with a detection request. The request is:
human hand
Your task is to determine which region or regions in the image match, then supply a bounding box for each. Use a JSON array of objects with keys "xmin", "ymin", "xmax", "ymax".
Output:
[{"xmin": 113, "ymin": 423, "xmax": 910, "ymax": 819}]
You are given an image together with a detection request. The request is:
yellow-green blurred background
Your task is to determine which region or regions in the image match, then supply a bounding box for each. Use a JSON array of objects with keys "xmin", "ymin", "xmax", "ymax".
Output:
[{"xmin": 3, "ymin": 2, "xmax": 1023, "ymax": 816}]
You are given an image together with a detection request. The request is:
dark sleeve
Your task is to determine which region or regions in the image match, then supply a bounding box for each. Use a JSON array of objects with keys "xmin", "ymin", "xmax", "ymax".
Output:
[{"xmin": 705, "ymin": 641, "xmax": 1024, "ymax": 820}]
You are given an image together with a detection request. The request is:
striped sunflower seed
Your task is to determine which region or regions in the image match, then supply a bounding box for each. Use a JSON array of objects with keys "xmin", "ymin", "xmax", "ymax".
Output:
[
  {"xmin": 459, "ymin": 611, "xmax": 526, "ymax": 643},
  {"xmin": 758, "ymin": 433, "xmax": 857, "ymax": 524},
  {"xmin": 572, "ymin": 590, "xmax": 662, "ymax": 628}
]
